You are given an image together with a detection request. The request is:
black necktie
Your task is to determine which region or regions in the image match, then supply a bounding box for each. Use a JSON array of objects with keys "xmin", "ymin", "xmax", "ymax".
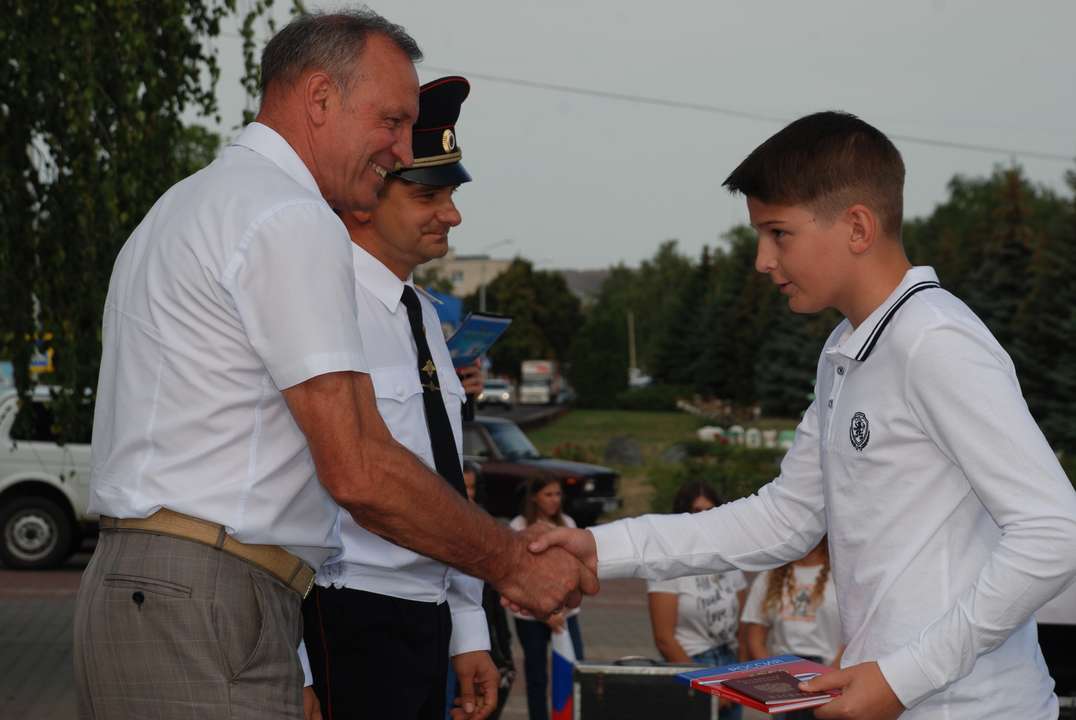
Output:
[{"xmin": 399, "ymin": 286, "xmax": 466, "ymax": 497}]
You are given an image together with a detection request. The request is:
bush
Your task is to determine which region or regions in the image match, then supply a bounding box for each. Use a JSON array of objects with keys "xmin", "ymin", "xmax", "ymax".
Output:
[
  {"xmin": 615, "ymin": 384, "xmax": 694, "ymax": 412},
  {"xmin": 648, "ymin": 443, "xmax": 784, "ymax": 513},
  {"xmin": 550, "ymin": 442, "xmax": 596, "ymax": 463}
]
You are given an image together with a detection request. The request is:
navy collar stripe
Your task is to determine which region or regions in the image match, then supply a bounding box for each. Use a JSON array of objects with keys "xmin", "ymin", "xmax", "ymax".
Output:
[{"xmin": 854, "ymin": 281, "xmax": 941, "ymax": 362}]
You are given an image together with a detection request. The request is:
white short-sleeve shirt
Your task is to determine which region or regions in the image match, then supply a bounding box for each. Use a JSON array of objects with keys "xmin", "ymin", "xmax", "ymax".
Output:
[
  {"xmin": 647, "ymin": 570, "xmax": 747, "ymax": 657},
  {"xmin": 740, "ymin": 565, "xmax": 841, "ymax": 665},
  {"xmin": 314, "ymin": 244, "xmax": 489, "ymax": 657},
  {"xmin": 89, "ymin": 123, "xmax": 367, "ymax": 567}
]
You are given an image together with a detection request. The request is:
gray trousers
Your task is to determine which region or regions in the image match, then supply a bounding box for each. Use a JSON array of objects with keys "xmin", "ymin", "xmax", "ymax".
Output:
[{"xmin": 74, "ymin": 529, "xmax": 304, "ymax": 719}]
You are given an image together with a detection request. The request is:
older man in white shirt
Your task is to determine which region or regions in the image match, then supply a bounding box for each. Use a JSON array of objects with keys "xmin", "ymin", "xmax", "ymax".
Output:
[
  {"xmin": 74, "ymin": 12, "xmax": 594, "ymax": 720},
  {"xmin": 301, "ymin": 75, "xmax": 499, "ymax": 720}
]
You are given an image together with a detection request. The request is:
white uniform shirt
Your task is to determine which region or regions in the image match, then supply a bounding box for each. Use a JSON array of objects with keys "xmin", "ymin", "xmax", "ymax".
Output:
[
  {"xmin": 740, "ymin": 565, "xmax": 842, "ymax": 666},
  {"xmin": 89, "ymin": 123, "xmax": 367, "ymax": 567},
  {"xmin": 315, "ymin": 244, "xmax": 489, "ymax": 657},
  {"xmin": 592, "ymin": 266, "xmax": 1076, "ymax": 719}
]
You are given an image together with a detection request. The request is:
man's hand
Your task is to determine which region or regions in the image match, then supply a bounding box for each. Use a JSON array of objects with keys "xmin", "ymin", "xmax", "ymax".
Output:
[
  {"xmin": 499, "ymin": 526, "xmax": 599, "ymax": 616},
  {"xmin": 450, "ymin": 651, "xmax": 499, "ymax": 720},
  {"xmin": 457, "ymin": 361, "xmax": 483, "ymax": 395},
  {"xmin": 494, "ymin": 530, "xmax": 599, "ymax": 618},
  {"xmin": 303, "ymin": 686, "xmax": 323, "ymax": 720},
  {"xmin": 804, "ymin": 661, "xmax": 904, "ymax": 720}
]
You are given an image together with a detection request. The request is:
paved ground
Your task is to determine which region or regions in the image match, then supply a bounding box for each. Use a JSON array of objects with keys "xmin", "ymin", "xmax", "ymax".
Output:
[{"xmin": 0, "ymin": 546, "xmax": 765, "ymax": 720}]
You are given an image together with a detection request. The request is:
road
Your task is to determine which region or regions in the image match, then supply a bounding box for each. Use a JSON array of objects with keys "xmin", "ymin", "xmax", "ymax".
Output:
[{"xmin": 0, "ymin": 544, "xmax": 769, "ymax": 720}]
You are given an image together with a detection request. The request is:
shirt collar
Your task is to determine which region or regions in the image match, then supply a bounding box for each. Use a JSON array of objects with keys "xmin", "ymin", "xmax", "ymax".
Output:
[
  {"xmin": 230, "ymin": 122, "xmax": 322, "ymax": 198},
  {"xmin": 831, "ymin": 266, "xmax": 941, "ymax": 361},
  {"xmin": 351, "ymin": 243, "xmax": 413, "ymax": 314}
]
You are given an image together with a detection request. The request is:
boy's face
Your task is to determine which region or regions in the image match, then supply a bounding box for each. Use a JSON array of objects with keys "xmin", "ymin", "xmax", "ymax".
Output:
[{"xmin": 748, "ymin": 197, "xmax": 853, "ymax": 315}]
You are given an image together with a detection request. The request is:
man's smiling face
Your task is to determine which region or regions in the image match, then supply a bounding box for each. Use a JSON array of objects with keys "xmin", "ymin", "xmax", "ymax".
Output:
[{"xmin": 318, "ymin": 33, "xmax": 419, "ymax": 212}]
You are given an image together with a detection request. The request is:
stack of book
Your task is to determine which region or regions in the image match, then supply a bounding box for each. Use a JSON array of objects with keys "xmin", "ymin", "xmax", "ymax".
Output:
[{"xmin": 677, "ymin": 655, "xmax": 838, "ymax": 715}]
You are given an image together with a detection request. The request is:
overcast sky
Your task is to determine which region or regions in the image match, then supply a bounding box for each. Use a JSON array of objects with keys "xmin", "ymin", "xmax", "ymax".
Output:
[{"xmin": 201, "ymin": 1, "xmax": 1076, "ymax": 269}]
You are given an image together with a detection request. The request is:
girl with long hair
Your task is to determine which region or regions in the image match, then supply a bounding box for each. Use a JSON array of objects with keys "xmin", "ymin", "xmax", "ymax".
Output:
[
  {"xmin": 647, "ymin": 481, "xmax": 748, "ymax": 719},
  {"xmin": 509, "ymin": 477, "xmax": 584, "ymax": 720},
  {"xmin": 740, "ymin": 538, "xmax": 844, "ymax": 718}
]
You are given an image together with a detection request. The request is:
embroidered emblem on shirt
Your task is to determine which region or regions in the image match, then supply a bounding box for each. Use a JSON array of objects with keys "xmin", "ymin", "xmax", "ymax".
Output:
[{"xmin": 849, "ymin": 411, "xmax": 870, "ymax": 452}]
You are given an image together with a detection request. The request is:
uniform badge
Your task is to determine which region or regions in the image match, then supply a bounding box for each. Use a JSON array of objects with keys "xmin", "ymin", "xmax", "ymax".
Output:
[
  {"xmin": 849, "ymin": 411, "xmax": 870, "ymax": 452},
  {"xmin": 421, "ymin": 359, "xmax": 440, "ymax": 392},
  {"xmin": 442, "ymin": 129, "xmax": 456, "ymax": 152}
]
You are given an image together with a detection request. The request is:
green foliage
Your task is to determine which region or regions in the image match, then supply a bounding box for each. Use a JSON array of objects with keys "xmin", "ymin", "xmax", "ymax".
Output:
[
  {"xmin": 904, "ymin": 165, "xmax": 1076, "ymax": 453},
  {"xmin": 614, "ymin": 384, "xmax": 694, "ymax": 412},
  {"xmin": 549, "ymin": 442, "xmax": 596, "ymax": 463},
  {"xmin": 569, "ymin": 241, "xmax": 694, "ymax": 407},
  {"xmin": 464, "ymin": 258, "xmax": 582, "ymax": 379},
  {"xmin": 648, "ymin": 442, "xmax": 783, "ymax": 513},
  {"xmin": 0, "ymin": 0, "xmax": 274, "ymax": 442}
]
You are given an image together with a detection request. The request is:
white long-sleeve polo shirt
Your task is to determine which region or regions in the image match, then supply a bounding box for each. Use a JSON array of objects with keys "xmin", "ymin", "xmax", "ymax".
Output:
[
  {"xmin": 592, "ymin": 266, "xmax": 1076, "ymax": 719},
  {"xmin": 313, "ymin": 243, "xmax": 489, "ymax": 658}
]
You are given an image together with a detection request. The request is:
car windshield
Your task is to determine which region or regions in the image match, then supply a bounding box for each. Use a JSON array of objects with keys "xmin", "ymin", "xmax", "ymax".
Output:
[
  {"xmin": 485, "ymin": 380, "xmax": 509, "ymax": 389},
  {"xmin": 485, "ymin": 422, "xmax": 541, "ymax": 460}
]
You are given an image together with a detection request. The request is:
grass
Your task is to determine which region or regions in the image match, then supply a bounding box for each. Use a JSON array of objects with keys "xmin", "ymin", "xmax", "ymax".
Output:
[{"xmin": 529, "ymin": 409, "xmax": 800, "ymax": 520}]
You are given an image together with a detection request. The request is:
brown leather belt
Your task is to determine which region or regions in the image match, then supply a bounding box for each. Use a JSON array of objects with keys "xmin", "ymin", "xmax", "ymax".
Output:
[{"xmin": 99, "ymin": 509, "xmax": 315, "ymax": 598}]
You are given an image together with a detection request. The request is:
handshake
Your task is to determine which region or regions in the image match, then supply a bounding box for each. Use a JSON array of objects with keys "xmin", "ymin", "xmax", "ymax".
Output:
[{"xmin": 492, "ymin": 524, "xmax": 601, "ymax": 617}]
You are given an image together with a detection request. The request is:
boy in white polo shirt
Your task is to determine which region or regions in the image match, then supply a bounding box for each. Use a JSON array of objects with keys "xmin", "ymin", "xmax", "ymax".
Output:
[{"xmin": 529, "ymin": 111, "xmax": 1076, "ymax": 720}]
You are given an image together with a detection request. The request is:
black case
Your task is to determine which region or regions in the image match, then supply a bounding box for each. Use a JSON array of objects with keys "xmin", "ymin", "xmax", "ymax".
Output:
[{"xmin": 572, "ymin": 657, "xmax": 717, "ymax": 719}]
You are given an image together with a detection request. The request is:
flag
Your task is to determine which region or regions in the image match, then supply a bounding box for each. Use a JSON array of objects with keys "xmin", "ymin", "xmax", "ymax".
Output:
[{"xmin": 551, "ymin": 625, "xmax": 576, "ymax": 720}]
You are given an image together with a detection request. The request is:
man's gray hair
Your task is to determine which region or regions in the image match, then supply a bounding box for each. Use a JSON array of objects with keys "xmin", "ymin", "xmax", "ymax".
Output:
[{"xmin": 260, "ymin": 8, "xmax": 422, "ymax": 97}]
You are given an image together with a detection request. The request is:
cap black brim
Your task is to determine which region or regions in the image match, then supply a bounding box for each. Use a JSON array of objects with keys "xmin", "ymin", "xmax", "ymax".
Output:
[{"xmin": 392, "ymin": 163, "xmax": 472, "ymax": 187}]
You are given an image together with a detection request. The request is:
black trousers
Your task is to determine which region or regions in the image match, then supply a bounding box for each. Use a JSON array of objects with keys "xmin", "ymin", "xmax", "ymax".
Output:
[{"xmin": 302, "ymin": 585, "xmax": 452, "ymax": 720}]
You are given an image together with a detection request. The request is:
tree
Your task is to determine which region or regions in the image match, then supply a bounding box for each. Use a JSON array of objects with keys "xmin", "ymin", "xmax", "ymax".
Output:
[
  {"xmin": 0, "ymin": 1, "xmax": 276, "ymax": 441},
  {"xmin": 652, "ymin": 245, "xmax": 714, "ymax": 385},
  {"xmin": 1012, "ymin": 169, "xmax": 1076, "ymax": 452},
  {"xmin": 754, "ymin": 309, "xmax": 818, "ymax": 417},
  {"xmin": 464, "ymin": 259, "xmax": 582, "ymax": 379},
  {"xmin": 568, "ymin": 267, "xmax": 633, "ymax": 407}
]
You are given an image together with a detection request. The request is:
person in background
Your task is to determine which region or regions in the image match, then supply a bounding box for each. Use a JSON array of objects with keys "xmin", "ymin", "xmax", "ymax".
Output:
[
  {"xmin": 510, "ymin": 477, "xmax": 584, "ymax": 720},
  {"xmin": 647, "ymin": 481, "xmax": 747, "ymax": 720},
  {"xmin": 740, "ymin": 538, "xmax": 843, "ymax": 719}
]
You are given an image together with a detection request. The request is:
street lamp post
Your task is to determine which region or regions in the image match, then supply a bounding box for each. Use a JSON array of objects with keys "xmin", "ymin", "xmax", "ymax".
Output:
[{"xmin": 477, "ymin": 238, "xmax": 513, "ymax": 312}]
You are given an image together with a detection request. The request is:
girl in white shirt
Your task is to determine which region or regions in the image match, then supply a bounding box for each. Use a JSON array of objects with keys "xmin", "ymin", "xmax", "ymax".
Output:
[
  {"xmin": 509, "ymin": 477, "xmax": 583, "ymax": 720},
  {"xmin": 647, "ymin": 482, "xmax": 747, "ymax": 720},
  {"xmin": 740, "ymin": 538, "xmax": 844, "ymax": 719}
]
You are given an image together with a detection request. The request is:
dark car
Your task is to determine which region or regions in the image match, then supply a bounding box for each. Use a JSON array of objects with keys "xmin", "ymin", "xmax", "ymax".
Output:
[{"xmin": 463, "ymin": 415, "xmax": 621, "ymax": 528}]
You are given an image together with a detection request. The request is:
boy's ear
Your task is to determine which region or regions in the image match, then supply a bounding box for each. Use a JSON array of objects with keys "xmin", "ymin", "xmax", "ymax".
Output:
[{"xmin": 845, "ymin": 204, "xmax": 878, "ymax": 256}]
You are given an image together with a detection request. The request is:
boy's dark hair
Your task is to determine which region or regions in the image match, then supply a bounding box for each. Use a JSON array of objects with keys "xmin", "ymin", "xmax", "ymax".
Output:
[
  {"xmin": 723, "ymin": 111, "xmax": 905, "ymax": 238},
  {"xmin": 260, "ymin": 9, "xmax": 422, "ymax": 98}
]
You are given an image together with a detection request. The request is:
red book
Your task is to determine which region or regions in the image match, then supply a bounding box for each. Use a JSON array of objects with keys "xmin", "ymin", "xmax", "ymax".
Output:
[{"xmin": 677, "ymin": 654, "xmax": 839, "ymax": 715}]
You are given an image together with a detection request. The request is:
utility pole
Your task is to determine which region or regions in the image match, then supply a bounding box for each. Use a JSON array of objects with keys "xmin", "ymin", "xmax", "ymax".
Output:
[
  {"xmin": 476, "ymin": 238, "xmax": 514, "ymax": 312},
  {"xmin": 627, "ymin": 310, "xmax": 637, "ymax": 384}
]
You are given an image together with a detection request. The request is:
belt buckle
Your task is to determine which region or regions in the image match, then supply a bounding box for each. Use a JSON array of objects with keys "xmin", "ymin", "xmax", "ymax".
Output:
[{"xmin": 301, "ymin": 572, "xmax": 315, "ymax": 599}]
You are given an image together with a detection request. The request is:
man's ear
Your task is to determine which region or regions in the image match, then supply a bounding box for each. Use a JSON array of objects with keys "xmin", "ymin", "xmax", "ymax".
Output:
[
  {"xmin": 304, "ymin": 71, "xmax": 336, "ymax": 126},
  {"xmin": 845, "ymin": 204, "xmax": 878, "ymax": 256}
]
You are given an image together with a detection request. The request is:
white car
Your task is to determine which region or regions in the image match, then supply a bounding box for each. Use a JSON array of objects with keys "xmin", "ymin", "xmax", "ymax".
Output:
[
  {"xmin": 0, "ymin": 387, "xmax": 95, "ymax": 569},
  {"xmin": 477, "ymin": 379, "xmax": 514, "ymax": 409}
]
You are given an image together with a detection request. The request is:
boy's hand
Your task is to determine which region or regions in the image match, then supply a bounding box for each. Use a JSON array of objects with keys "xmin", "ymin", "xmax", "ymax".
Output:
[{"xmin": 804, "ymin": 661, "xmax": 904, "ymax": 720}]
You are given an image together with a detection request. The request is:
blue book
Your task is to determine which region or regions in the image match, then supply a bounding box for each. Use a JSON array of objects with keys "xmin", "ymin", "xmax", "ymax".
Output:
[{"xmin": 446, "ymin": 312, "xmax": 512, "ymax": 368}]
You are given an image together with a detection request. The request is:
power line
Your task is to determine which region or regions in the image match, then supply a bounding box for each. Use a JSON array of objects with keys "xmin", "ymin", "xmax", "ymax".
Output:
[{"xmin": 421, "ymin": 65, "xmax": 1074, "ymax": 164}]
